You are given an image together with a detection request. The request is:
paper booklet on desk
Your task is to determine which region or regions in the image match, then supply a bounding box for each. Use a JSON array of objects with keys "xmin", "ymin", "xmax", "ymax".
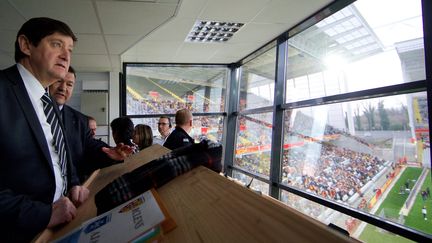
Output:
[{"xmin": 54, "ymin": 189, "xmax": 176, "ymax": 243}]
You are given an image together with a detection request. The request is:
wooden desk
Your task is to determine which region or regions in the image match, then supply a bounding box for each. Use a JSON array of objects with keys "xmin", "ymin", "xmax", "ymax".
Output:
[
  {"xmin": 158, "ymin": 166, "xmax": 356, "ymax": 243},
  {"xmin": 35, "ymin": 144, "xmax": 171, "ymax": 242},
  {"xmin": 37, "ymin": 144, "xmax": 356, "ymax": 242}
]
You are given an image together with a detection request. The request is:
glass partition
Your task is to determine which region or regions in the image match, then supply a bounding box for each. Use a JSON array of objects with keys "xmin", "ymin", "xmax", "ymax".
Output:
[
  {"xmin": 280, "ymin": 190, "xmax": 417, "ymax": 242},
  {"xmin": 286, "ymin": 0, "xmax": 424, "ymax": 103},
  {"xmin": 131, "ymin": 115, "xmax": 224, "ymax": 144},
  {"xmin": 125, "ymin": 64, "xmax": 228, "ymax": 144},
  {"xmin": 234, "ymin": 112, "xmax": 273, "ymax": 178},
  {"xmin": 232, "ymin": 170, "xmax": 270, "ymax": 196},
  {"xmin": 282, "ymin": 92, "xmax": 430, "ymax": 236},
  {"xmin": 239, "ymin": 47, "xmax": 276, "ymax": 110},
  {"xmin": 125, "ymin": 64, "xmax": 228, "ymax": 115}
]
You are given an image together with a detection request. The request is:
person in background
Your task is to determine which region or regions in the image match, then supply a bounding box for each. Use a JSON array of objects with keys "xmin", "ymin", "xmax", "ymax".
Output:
[
  {"xmin": 49, "ymin": 66, "xmax": 134, "ymax": 182},
  {"xmin": 0, "ymin": 17, "xmax": 88, "ymax": 242},
  {"xmin": 88, "ymin": 116, "xmax": 98, "ymax": 138},
  {"xmin": 153, "ymin": 115, "xmax": 172, "ymax": 145},
  {"xmin": 133, "ymin": 124, "xmax": 153, "ymax": 151},
  {"xmin": 163, "ymin": 109, "xmax": 195, "ymax": 150},
  {"xmin": 110, "ymin": 116, "xmax": 138, "ymax": 153}
]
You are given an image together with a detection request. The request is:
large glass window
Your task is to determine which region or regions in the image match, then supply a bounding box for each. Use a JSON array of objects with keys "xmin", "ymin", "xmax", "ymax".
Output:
[
  {"xmin": 124, "ymin": 64, "xmax": 228, "ymax": 143},
  {"xmin": 280, "ymin": 190, "xmax": 416, "ymax": 241},
  {"xmin": 278, "ymin": 0, "xmax": 430, "ymax": 239},
  {"xmin": 125, "ymin": 64, "xmax": 228, "ymax": 115},
  {"xmin": 234, "ymin": 112, "xmax": 273, "ymax": 178},
  {"xmin": 239, "ymin": 47, "xmax": 276, "ymax": 110},
  {"xmin": 228, "ymin": 0, "xmax": 430, "ymax": 241},
  {"xmin": 231, "ymin": 45, "xmax": 277, "ymax": 182},
  {"xmin": 282, "ymin": 93, "xmax": 429, "ymax": 211},
  {"xmin": 286, "ymin": 0, "xmax": 424, "ymax": 103}
]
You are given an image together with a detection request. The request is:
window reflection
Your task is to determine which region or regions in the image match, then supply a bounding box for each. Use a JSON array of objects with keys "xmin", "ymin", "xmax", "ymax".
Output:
[
  {"xmin": 239, "ymin": 47, "xmax": 276, "ymax": 110},
  {"xmin": 234, "ymin": 112, "xmax": 273, "ymax": 178},
  {"xmin": 282, "ymin": 92, "xmax": 430, "ymax": 234},
  {"xmin": 286, "ymin": 0, "xmax": 424, "ymax": 103},
  {"xmin": 232, "ymin": 171, "xmax": 269, "ymax": 196},
  {"xmin": 280, "ymin": 191, "xmax": 415, "ymax": 241},
  {"xmin": 131, "ymin": 115, "xmax": 224, "ymax": 144},
  {"xmin": 126, "ymin": 64, "xmax": 227, "ymax": 115}
]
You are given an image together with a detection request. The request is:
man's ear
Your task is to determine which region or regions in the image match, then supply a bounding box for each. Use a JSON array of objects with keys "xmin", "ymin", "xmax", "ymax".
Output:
[{"xmin": 17, "ymin": 35, "xmax": 32, "ymax": 56}]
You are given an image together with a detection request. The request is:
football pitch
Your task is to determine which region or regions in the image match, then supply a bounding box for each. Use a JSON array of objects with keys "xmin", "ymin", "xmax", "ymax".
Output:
[{"xmin": 359, "ymin": 167, "xmax": 432, "ymax": 242}]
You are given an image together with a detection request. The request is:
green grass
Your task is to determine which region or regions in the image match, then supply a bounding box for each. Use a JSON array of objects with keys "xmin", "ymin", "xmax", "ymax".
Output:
[
  {"xmin": 360, "ymin": 224, "xmax": 414, "ymax": 243},
  {"xmin": 359, "ymin": 167, "xmax": 423, "ymax": 242},
  {"xmin": 405, "ymin": 173, "xmax": 432, "ymax": 234},
  {"xmin": 375, "ymin": 167, "xmax": 422, "ymax": 219}
]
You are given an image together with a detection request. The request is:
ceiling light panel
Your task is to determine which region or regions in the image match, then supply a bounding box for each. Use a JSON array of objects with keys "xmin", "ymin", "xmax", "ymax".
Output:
[{"xmin": 185, "ymin": 20, "xmax": 244, "ymax": 43}]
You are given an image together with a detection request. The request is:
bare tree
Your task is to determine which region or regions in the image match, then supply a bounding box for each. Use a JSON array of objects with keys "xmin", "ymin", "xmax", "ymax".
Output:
[
  {"xmin": 354, "ymin": 105, "xmax": 362, "ymax": 130},
  {"xmin": 378, "ymin": 100, "xmax": 390, "ymax": 130},
  {"xmin": 363, "ymin": 102, "xmax": 376, "ymax": 130}
]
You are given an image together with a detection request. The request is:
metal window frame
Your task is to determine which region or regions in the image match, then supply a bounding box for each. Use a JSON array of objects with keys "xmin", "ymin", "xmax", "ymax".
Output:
[{"xmin": 228, "ymin": 0, "xmax": 432, "ymax": 241}]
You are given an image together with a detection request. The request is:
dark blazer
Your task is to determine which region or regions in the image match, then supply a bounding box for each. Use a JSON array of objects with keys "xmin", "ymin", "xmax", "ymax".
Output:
[
  {"xmin": 62, "ymin": 105, "xmax": 116, "ymax": 182},
  {"xmin": 0, "ymin": 65, "xmax": 80, "ymax": 242},
  {"xmin": 163, "ymin": 126, "xmax": 194, "ymax": 150}
]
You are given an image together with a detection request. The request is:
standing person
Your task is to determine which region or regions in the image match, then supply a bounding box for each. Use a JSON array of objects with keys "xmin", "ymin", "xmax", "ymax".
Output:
[
  {"xmin": 422, "ymin": 206, "xmax": 427, "ymax": 220},
  {"xmin": 133, "ymin": 124, "xmax": 153, "ymax": 151},
  {"xmin": 88, "ymin": 116, "xmax": 98, "ymax": 138},
  {"xmin": 163, "ymin": 109, "xmax": 195, "ymax": 150},
  {"xmin": 0, "ymin": 17, "xmax": 89, "ymax": 242},
  {"xmin": 153, "ymin": 115, "xmax": 172, "ymax": 145},
  {"xmin": 49, "ymin": 66, "xmax": 134, "ymax": 182}
]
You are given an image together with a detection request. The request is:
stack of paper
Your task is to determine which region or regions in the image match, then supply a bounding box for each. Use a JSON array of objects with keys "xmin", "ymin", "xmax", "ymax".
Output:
[{"xmin": 55, "ymin": 190, "xmax": 167, "ymax": 243}]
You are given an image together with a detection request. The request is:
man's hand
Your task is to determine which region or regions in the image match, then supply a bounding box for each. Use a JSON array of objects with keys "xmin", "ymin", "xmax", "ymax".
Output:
[
  {"xmin": 102, "ymin": 143, "xmax": 135, "ymax": 161},
  {"xmin": 47, "ymin": 197, "xmax": 77, "ymax": 228},
  {"xmin": 68, "ymin": 185, "xmax": 90, "ymax": 207}
]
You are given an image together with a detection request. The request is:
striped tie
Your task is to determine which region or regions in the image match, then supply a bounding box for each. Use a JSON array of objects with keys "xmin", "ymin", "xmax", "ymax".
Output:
[{"xmin": 41, "ymin": 93, "xmax": 68, "ymax": 195}]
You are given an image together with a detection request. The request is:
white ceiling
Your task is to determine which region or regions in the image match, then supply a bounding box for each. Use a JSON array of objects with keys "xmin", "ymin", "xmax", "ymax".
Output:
[{"xmin": 0, "ymin": 0, "xmax": 332, "ymax": 72}]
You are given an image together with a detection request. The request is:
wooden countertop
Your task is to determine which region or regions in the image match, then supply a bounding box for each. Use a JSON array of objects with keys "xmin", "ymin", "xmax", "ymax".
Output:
[
  {"xmin": 35, "ymin": 144, "xmax": 357, "ymax": 243},
  {"xmin": 158, "ymin": 166, "xmax": 357, "ymax": 243}
]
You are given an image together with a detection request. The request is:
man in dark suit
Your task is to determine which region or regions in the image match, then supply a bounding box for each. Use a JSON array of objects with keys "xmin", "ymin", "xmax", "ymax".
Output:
[
  {"xmin": 163, "ymin": 108, "xmax": 195, "ymax": 150},
  {"xmin": 88, "ymin": 116, "xmax": 98, "ymax": 138},
  {"xmin": 49, "ymin": 66, "xmax": 129, "ymax": 183},
  {"xmin": 0, "ymin": 17, "xmax": 89, "ymax": 242}
]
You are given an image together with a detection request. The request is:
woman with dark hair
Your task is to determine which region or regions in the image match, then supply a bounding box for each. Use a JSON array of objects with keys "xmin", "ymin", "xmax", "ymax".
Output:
[{"xmin": 133, "ymin": 124, "xmax": 153, "ymax": 151}]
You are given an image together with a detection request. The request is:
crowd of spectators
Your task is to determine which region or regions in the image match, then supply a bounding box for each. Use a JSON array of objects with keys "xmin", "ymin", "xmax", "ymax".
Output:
[
  {"xmin": 235, "ymin": 153, "xmax": 271, "ymax": 176},
  {"xmin": 127, "ymin": 94, "xmax": 225, "ymax": 114},
  {"xmin": 281, "ymin": 141, "xmax": 387, "ymax": 202},
  {"xmin": 129, "ymin": 92, "xmax": 388, "ymax": 205},
  {"xmin": 128, "ymin": 95, "xmax": 195, "ymax": 114},
  {"xmin": 415, "ymin": 97, "xmax": 429, "ymax": 125},
  {"xmin": 127, "ymin": 94, "xmax": 224, "ymax": 143},
  {"xmin": 234, "ymin": 111, "xmax": 388, "ymax": 206}
]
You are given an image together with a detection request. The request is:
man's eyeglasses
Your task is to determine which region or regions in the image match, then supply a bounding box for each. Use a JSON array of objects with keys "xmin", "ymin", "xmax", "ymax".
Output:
[{"xmin": 158, "ymin": 122, "xmax": 169, "ymax": 125}]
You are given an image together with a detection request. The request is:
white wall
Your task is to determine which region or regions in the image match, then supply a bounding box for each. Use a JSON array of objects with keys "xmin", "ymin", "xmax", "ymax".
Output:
[{"xmin": 74, "ymin": 71, "xmax": 121, "ymax": 146}]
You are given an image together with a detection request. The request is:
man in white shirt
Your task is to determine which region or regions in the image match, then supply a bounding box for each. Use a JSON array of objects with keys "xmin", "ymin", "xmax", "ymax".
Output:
[
  {"xmin": 153, "ymin": 116, "xmax": 172, "ymax": 145},
  {"xmin": 0, "ymin": 17, "xmax": 94, "ymax": 242}
]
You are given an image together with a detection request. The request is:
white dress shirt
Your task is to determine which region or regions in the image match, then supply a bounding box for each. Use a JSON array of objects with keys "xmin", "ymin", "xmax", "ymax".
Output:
[{"xmin": 18, "ymin": 64, "xmax": 65, "ymax": 202}]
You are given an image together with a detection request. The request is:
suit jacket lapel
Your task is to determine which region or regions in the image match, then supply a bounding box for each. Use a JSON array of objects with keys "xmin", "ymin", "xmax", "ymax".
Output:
[
  {"xmin": 57, "ymin": 104, "xmax": 76, "ymax": 182},
  {"xmin": 62, "ymin": 105, "xmax": 73, "ymax": 132},
  {"xmin": 5, "ymin": 65, "xmax": 53, "ymax": 166}
]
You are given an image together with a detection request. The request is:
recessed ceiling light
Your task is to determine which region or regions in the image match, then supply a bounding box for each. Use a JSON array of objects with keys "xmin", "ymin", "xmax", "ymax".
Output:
[{"xmin": 185, "ymin": 20, "xmax": 244, "ymax": 43}]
